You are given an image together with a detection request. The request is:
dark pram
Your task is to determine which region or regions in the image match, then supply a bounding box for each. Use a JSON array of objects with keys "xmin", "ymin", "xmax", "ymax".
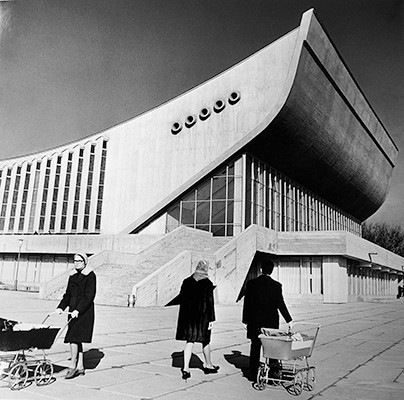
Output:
[{"xmin": 0, "ymin": 313, "xmax": 66, "ymax": 390}]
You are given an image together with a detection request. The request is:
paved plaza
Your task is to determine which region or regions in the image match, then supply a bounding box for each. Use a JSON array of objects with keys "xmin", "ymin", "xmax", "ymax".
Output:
[{"xmin": 1, "ymin": 290, "xmax": 404, "ymax": 399}]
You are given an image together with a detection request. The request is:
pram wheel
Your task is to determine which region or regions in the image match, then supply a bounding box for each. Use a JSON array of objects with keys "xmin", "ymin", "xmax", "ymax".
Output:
[
  {"xmin": 287, "ymin": 370, "xmax": 303, "ymax": 396},
  {"xmin": 8, "ymin": 362, "xmax": 28, "ymax": 390},
  {"xmin": 304, "ymin": 367, "xmax": 316, "ymax": 391},
  {"xmin": 0, "ymin": 362, "xmax": 10, "ymax": 380},
  {"xmin": 34, "ymin": 360, "xmax": 54, "ymax": 386},
  {"xmin": 252, "ymin": 366, "xmax": 266, "ymax": 390},
  {"xmin": 268, "ymin": 361, "xmax": 282, "ymax": 385},
  {"xmin": 270, "ymin": 368, "xmax": 282, "ymax": 386}
]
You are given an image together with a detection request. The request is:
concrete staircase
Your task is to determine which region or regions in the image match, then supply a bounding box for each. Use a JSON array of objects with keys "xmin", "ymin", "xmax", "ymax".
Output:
[
  {"xmin": 41, "ymin": 225, "xmax": 280, "ymax": 308},
  {"xmin": 86, "ymin": 227, "xmax": 228, "ymax": 306},
  {"xmin": 133, "ymin": 225, "xmax": 279, "ymax": 306}
]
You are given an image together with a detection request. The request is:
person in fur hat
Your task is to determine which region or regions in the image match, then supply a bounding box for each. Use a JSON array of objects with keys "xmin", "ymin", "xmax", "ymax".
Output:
[{"xmin": 56, "ymin": 251, "xmax": 96, "ymax": 379}]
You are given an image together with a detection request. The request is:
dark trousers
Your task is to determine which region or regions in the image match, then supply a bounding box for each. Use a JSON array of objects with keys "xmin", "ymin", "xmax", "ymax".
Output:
[
  {"xmin": 249, "ymin": 336, "xmax": 261, "ymax": 381},
  {"xmin": 249, "ymin": 336, "xmax": 278, "ymax": 382}
]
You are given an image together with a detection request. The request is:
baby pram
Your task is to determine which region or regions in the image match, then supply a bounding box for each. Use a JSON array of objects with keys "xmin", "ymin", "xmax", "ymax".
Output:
[
  {"xmin": 0, "ymin": 312, "xmax": 69, "ymax": 390},
  {"xmin": 253, "ymin": 322, "xmax": 320, "ymax": 396}
]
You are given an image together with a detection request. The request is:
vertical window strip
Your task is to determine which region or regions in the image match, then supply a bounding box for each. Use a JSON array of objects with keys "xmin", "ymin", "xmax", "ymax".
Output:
[
  {"xmin": 0, "ymin": 170, "xmax": 2, "ymax": 211},
  {"xmin": 28, "ymin": 162, "xmax": 42, "ymax": 232},
  {"xmin": 49, "ymin": 156, "xmax": 62, "ymax": 231},
  {"xmin": 0, "ymin": 170, "xmax": 2, "ymax": 229},
  {"xmin": 84, "ymin": 146, "xmax": 95, "ymax": 230},
  {"xmin": 18, "ymin": 164, "xmax": 31, "ymax": 232},
  {"xmin": 72, "ymin": 149, "xmax": 84, "ymax": 231},
  {"xmin": 9, "ymin": 166, "xmax": 22, "ymax": 231},
  {"xmin": 0, "ymin": 169, "xmax": 12, "ymax": 231},
  {"xmin": 247, "ymin": 154, "xmax": 360, "ymax": 235},
  {"xmin": 224, "ymin": 165, "xmax": 229, "ymax": 235},
  {"xmin": 61, "ymin": 153, "xmax": 73, "ymax": 231},
  {"xmin": 95, "ymin": 141, "xmax": 107, "ymax": 231},
  {"xmin": 39, "ymin": 160, "xmax": 51, "ymax": 231}
]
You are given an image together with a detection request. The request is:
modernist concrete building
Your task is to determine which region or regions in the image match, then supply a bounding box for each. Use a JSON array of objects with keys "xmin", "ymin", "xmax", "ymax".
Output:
[{"xmin": 0, "ymin": 9, "xmax": 403, "ymax": 306}]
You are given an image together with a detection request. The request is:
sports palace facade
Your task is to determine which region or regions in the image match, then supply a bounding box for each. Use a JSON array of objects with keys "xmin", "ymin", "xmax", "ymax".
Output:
[{"xmin": 0, "ymin": 9, "xmax": 403, "ymax": 306}]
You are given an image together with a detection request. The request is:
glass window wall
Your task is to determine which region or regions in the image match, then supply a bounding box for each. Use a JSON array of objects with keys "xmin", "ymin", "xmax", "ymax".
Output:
[{"xmin": 166, "ymin": 154, "xmax": 361, "ymax": 237}]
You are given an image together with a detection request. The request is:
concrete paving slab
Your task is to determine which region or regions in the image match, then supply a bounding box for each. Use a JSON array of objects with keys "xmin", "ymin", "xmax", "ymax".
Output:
[
  {"xmin": 323, "ymin": 385, "xmax": 404, "ymax": 400},
  {"xmin": 0, "ymin": 386, "xmax": 51, "ymax": 400},
  {"xmin": 92, "ymin": 349, "xmax": 159, "ymax": 367},
  {"xmin": 98, "ymin": 374, "xmax": 190, "ymax": 398},
  {"xmin": 343, "ymin": 363, "xmax": 403, "ymax": 384},
  {"xmin": 28, "ymin": 384, "xmax": 139, "ymax": 400},
  {"xmin": 124, "ymin": 361, "xmax": 187, "ymax": 378},
  {"xmin": 72, "ymin": 367, "xmax": 153, "ymax": 388}
]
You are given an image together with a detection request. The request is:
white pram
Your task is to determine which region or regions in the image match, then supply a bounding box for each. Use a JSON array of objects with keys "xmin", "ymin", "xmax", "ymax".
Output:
[{"xmin": 253, "ymin": 322, "xmax": 320, "ymax": 395}]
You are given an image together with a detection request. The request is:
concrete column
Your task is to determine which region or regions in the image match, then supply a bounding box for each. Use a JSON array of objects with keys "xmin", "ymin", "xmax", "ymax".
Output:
[{"xmin": 323, "ymin": 256, "xmax": 348, "ymax": 303}]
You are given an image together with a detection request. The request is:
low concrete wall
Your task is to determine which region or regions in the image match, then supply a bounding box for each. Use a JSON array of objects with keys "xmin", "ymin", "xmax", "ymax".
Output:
[
  {"xmin": 277, "ymin": 231, "xmax": 404, "ymax": 272},
  {"xmin": 0, "ymin": 234, "xmax": 162, "ymax": 255}
]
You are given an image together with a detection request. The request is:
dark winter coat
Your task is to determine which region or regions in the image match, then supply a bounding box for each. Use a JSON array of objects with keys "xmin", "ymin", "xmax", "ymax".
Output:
[
  {"xmin": 242, "ymin": 274, "xmax": 292, "ymax": 339},
  {"xmin": 57, "ymin": 267, "xmax": 96, "ymax": 343},
  {"xmin": 175, "ymin": 276, "xmax": 215, "ymax": 344}
]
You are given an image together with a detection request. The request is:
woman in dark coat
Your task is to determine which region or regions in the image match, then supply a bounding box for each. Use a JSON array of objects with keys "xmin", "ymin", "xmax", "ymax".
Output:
[
  {"xmin": 56, "ymin": 251, "xmax": 96, "ymax": 379},
  {"xmin": 175, "ymin": 260, "xmax": 219, "ymax": 380}
]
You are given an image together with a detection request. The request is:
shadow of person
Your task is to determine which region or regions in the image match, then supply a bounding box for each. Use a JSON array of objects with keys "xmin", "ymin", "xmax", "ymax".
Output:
[
  {"xmin": 50, "ymin": 348, "xmax": 105, "ymax": 377},
  {"xmin": 83, "ymin": 348, "xmax": 105, "ymax": 370},
  {"xmin": 224, "ymin": 350, "xmax": 251, "ymax": 380},
  {"xmin": 52, "ymin": 364, "xmax": 67, "ymax": 373},
  {"xmin": 171, "ymin": 351, "xmax": 204, "ymax": 371}
]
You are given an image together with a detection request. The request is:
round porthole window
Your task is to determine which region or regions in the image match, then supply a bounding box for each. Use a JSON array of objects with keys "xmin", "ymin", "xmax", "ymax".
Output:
[
  {"xmin": 185, "ymin": 115, "xmax": 197, "ymax": 128},
  {"xmin": 199, "ymin": 107, "xmax": 211, "ymax": 121},
  {"xmin": 171, "ymin": 121, "xmax": 182, "ymax": 135},
  {"xmin": 228, "ymin": 91, "xmax": 241, "ymax": 105},
  {"xmin": 214, "ymin": 99, "xmax": 226, "ymax": 113}
]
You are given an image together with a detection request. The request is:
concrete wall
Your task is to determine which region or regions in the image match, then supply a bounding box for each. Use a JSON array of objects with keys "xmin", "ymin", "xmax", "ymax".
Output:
[
  {"xmin": 277, "ymin": 231, "xmax": 404, "ymax": 272},
  {"xmin": 0, "ymin": 234, "xmax": 161, "ymax": 255},
  {"xmin": 104, "ymin": 29, "xmax": 298, "ymax": 234},
  {"xmin": 323, "ymin": 256, "xmax": 348, "ymax": 303}
]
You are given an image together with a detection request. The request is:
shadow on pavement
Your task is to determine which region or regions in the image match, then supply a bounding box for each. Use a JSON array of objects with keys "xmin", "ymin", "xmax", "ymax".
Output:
[
  {"xmin": 84, "ymin": 348, "xmax": 105, "ymax": 370},
  {"xmin": 224, "ymin": 350, "xmax": 251, "ymax": 380},
  {"xmin": 53, "ymin": 364, "xmax": 68, "ymax": 373},
  {"xmin": 171, "ymin": 351, "xmax": 204, "ymax": 370}
]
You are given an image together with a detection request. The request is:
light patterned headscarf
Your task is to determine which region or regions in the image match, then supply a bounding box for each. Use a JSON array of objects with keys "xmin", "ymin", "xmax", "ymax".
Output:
[
  {"xmin": 74, "ymin": 251, "xmax": 88, "ymax": 273},
  {"xmin": 75, "ymin": 251, "xmax": 88, "ymax": 265},
  {"xmin": 192, "ymin": 260, "xmax": 209, "ymax": 281}
]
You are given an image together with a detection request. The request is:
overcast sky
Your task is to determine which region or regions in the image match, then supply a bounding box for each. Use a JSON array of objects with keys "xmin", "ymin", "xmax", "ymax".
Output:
[{"xmin": 0, "ymin": 0, "xmax": 403, "ymax": 226}]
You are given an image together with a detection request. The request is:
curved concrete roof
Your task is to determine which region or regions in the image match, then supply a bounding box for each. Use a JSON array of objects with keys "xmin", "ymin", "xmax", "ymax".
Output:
[
  {"xmin": 246, "ymin": 10, "xmax": 398, "ymax": 220},
  {"xmin": 124, "ymin": 9, "xmax": 397, "ymax": 233}
]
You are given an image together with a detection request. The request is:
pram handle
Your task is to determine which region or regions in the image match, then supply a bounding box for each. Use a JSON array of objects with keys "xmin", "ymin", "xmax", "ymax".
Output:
[
  {"xmin": 41, "ymin": 311, "xmax": 74, "ymax": 344},
  {"xmin": 42, "ymin": 311, "xmax": 72, "ymax": 325},
  {"xmin": 261, "ymin": 322, "xmax": 321, "ymax": 334},
  {"xmin": 290, "ymin": 321, "xmax": 321, "ymax": 327}
]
